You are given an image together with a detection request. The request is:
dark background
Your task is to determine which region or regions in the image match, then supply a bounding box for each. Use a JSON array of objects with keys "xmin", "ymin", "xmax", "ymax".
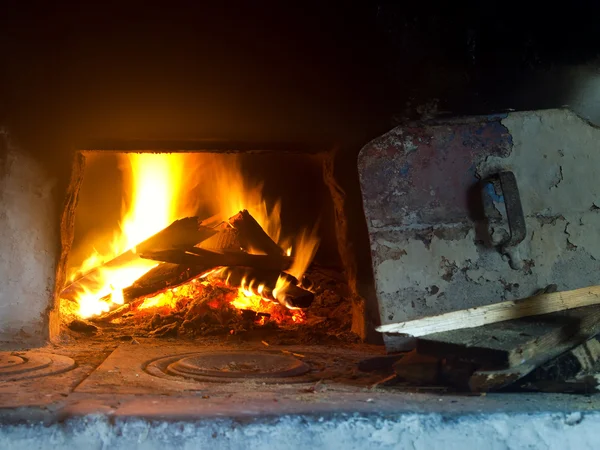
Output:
[{"xmin": 2, "ymin": 0, "xmax": 600, "ymax": 160}]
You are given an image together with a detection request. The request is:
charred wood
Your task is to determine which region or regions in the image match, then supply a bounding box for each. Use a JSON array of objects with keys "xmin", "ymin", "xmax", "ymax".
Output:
[
  {"xmin": 197, "ymin": 222, "xmax": 242, "ymax": 252},
  {"xmin": 97, "ymin": 263, "xmax": 208, "ymax": 307},
  {"xmin": 228, "ymin": 210, "xmax": 284, "ymax": 256},
  {"xmin": 89, "ymin": 298, "xmax": 144, "ymax": 323},
  {"xmin": 136, "ymin": 217, "xmax": 217, "ymax": 253},
  {"xmin": 214, "ymin": 266, "xmax": 314, "ymax": 309},
  {"xmin": 140, "ymin": 247, "xmax": 293, "ymax": 272},
  {"xmin": 67, "ymin": 319, "xmax": 98, "ymax": 334}
]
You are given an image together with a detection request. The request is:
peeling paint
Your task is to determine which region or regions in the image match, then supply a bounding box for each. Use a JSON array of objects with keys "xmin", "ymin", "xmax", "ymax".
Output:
[
  {"xmin": 377, "ymin": 229, "xmax": 479, "ymax": 297},
  {"xmin": 566, "ymin": 213, "xmax": 600, "ymax": 260}
]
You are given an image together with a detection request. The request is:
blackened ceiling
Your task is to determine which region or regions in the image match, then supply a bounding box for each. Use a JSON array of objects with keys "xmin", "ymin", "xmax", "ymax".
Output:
[{"xmin": 1, "ymin": 1, "xmax": 599, "ymax": 156}]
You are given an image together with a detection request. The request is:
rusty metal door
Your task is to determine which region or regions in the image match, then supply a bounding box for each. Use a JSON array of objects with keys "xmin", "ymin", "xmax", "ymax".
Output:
[{"xmin": 358, "ymin": 109, "xmax": 600, "ymax": 350}]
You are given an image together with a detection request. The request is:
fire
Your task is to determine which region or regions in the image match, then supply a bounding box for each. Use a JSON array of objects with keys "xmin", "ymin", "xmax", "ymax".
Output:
[
  {"xmin": 198, "ymin": 154, "xmax": 282, "ymax": 243},
  {"xmin": 66, "ymin": 153, "xmax": 319, "ymax": 324},
  {"xmin": 70, "ymin": 153, "xmax": 196, "ymax": 318},
  {"xmin": 229, "ymin": 279, "xmax": 306, "ymax": 324},
  {"xmin": 287, "ymin": 225, "xmax": 320, "ymax": 280}
]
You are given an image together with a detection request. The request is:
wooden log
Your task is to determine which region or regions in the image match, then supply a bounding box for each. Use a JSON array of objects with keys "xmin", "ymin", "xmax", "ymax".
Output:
[
  {"xmin": 89, "ymin": 298, "xmax": 145, "ymax": 323},
  {"xmin": 228, "ymin": 210, "xmax": 284, "ymax": 256},
  {"xmin": 140, "ymin": 248, "xmax": 293, "ymax": 272},
  {"xmin": 213, "ymin": 266, "xmax": 314, "ymax": 309},
  {"xmin": 135, "ymin": 217, "xmax": 217, "ymax": 253},
  {"xmin": 60, "ymin": 217, "xmax": 217, "ymax": 300},
  {"xmin": 376, "ymin": 285, "xmax": 600, "ymax": 337},
  {"xmin": 277, "ymin": 283, "xmax": 315, "ymax": 309},
  {"xmin": 98, "ymin": 263, "xmax": 208, "ymax": 306},
  {"xmin": 197, "ymin": 223, "xmax": 241, "ymax": 252}
]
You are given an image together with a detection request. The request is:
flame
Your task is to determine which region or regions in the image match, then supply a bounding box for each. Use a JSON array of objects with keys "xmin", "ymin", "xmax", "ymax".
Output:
[
  {"xmin": 69, "ymin": 153, "xmax": 196, "ymax": 318},
  {"xmin": 272, "ymin": 225, "xmax": 320, "ymax": 304},
  {"xmin": 287, "ymin": 225, "xmax": 320, "ymax": 280},
  {"xmin": 229, "ymin": 282, "xmax": 306, "ymax": 324},
  {"xmin": 65, "ymin": 153, "xmax": 318, "ymax": 323},
  {"xmin": 198, "ymin": 155, "xmax": 282, "ymax": 243},
  {"xmin": 119, "ymin": 153, "xmax": 191, "ymax": 251}
]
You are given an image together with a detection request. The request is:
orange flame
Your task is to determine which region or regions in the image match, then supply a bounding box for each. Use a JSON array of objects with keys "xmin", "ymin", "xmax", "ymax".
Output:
[
  {"xmin": 65, "ymin": 153, "xmax": 318, "ymax": 321},
  {"xmin": 194, "ymin": 154, "xmax": 282, "ymax": 243},
  {"xmin": 69, "ymin": 153, "xmax": 196, "ymax": 318}
]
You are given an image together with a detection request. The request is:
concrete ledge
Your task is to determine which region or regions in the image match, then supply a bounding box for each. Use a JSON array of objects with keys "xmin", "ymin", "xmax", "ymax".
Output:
[
  {"xmin": 1, "ymin": 409, "xmax": 599, "ymax": 450},
  {"xmin": 2, "ymin": 392, "xmax": 600, "ymax": 449}
]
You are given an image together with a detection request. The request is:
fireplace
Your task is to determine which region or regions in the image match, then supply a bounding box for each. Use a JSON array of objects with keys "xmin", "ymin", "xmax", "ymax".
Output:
[{"xmin": 55, "ymin": 146, "xmax": 367, "ymax": 345}]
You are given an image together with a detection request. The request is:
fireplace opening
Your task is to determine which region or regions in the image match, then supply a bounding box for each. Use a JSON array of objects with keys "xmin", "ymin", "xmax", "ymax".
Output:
[{"xmin": 57, "ymin": 149, "xmax": 363, "ymax": 345}]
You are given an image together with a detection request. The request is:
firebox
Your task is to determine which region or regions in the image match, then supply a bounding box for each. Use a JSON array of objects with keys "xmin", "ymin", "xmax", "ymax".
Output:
[{"xmin": 54, "ymin": 143, "xmax": 371, "ymax": 346}]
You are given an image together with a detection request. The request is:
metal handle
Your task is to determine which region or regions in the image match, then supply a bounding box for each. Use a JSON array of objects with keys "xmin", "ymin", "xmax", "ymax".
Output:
[
  {"xmin": 481, "ymin": 171, "xmax": 526, "ymax": 270},
  {"xmin": 497, "ymin": 171, "xmax": 526, "ymax": 247}
]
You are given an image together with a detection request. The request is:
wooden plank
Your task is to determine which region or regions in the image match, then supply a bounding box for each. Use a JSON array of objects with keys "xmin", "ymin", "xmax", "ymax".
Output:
[
  {"xmin": 376, "ymin": 285, "xmax": 600, "ymax": 336},
  {"xmin": 468, "ymin": 364, "xmax": 537, "ymax": 392},
  {"xmin": 392, "ymin": 350, "xmax": 441, "ymax": 385},
  {"xmin": 523, "ymin": 334, "xmax": 600, "ymax": 383},
  {"xmin": 417, "ymin": 304, "xmax": 600, "ymax": 370},
  {"xmin": 470, "ymin": 334, "xmax": 600, "ymax": 392}
]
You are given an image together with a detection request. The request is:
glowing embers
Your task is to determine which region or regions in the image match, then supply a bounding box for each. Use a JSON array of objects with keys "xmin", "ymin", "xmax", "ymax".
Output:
[
  {"xmin": 99, "ymin": 272, "xmax": 306, "ymax": 338},
  {"xmin": 136, "ymin": 270, "xmax": 308, "ymax": 327}
]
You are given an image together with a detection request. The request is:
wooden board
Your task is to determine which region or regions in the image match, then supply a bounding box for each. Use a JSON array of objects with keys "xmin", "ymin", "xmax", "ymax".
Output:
[
  {"xmin": 470, "ymin": 333, "xmax": 600, "ymax": 392},
  {"xmin": 417, "ymin": 304, "xmax": 600, "ymax": 370},
  {"xmin": 523, "ymin": 334, "xmax": 600, "ymax": 383},
  {"xmin": 377, "ymin": 285, "xmax": 600, "ymax": 336}
]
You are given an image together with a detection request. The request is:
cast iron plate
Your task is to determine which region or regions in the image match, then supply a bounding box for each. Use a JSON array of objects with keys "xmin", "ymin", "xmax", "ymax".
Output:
[
  {"xmin": 146, "ymin": 351, "xmax": 311, "ymax": 383},
  {"xmin": 0, "ymin": 351, "xmax": 76, "ymax": 381}
]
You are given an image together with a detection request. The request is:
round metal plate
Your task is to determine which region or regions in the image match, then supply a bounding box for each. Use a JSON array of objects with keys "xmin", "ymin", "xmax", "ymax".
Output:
[
  {"xmin": 168, "ymin": 352, "xmax": 309, "ymax": 379},
  {"xmin": 146, "ymin": 351, "xmax": 312, "ymax": 384},
  {"xmin": 0, "ymin": 352, "xmax": 76, "ymax": 381},
  {"xmin": 0, "ymin": 354, "xmax": 25, "ymax": 370}
]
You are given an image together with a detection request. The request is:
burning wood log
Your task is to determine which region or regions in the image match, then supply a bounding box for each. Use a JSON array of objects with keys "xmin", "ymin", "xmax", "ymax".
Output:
[
  {"xmin": 98, "ymin": 263, "xmax": 207, "ymax": 306},
  {"xmin": 197, "ymin": 221, "xmax": 242, "ymax": 252},
  {"xmin": 228, "ymin": 210, "xmax": 284, "ymax": 256},
  {"xmin": 213, "ymin": 266, "xmax": 314, "ymax": 309},
  {"xmin": 89, "ymin": 298, "xmax": 145, "ymax": 323},
  {"xmin": 140, "ymin": 247, "xmax": 293, "ymax": 272},
  {"xmin": 60, "ymin": 217, "xmax": 217, "ymax": 300},
  {"xmin": 136, "ymin": 217, "xmax": 217, "ymax": 253}
]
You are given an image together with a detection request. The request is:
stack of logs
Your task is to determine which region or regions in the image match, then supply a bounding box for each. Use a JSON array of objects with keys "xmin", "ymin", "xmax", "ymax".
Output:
[{"xmin": 61, "ymin": 210, "xmax": 315, "ymax": 321}]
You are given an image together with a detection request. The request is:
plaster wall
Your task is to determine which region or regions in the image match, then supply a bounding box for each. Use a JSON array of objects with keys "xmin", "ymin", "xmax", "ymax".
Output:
[{"xmin": 0, "ymin": 132, "xmax": 59, "ymax": 347}]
